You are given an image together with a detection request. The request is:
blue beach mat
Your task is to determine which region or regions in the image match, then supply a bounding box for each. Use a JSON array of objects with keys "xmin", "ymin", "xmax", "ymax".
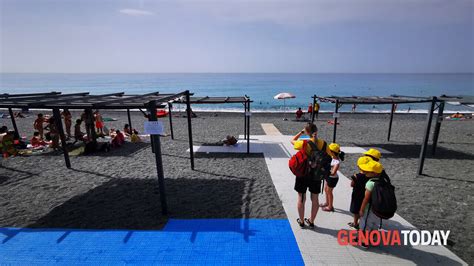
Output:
[{"xmin": 0, "ymin": 219, "xmax": 303, "ymax": 265}]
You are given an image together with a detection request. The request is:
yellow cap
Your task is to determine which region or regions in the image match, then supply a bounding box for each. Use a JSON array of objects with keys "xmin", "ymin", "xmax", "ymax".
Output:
[
  {"xmin": 359, "ymin": 160, "xmax": 383, "ymax": 174},
  {"xmin": 329, "ymin": 143, "xmax": 340, "ymax": 153},
  {"xmin": 357, "ymin": 156, "xmax": 373, "ymax": 167},
  {"xmin": 364, "ymin": 148, "xmax": 381, "ymax": 161}
]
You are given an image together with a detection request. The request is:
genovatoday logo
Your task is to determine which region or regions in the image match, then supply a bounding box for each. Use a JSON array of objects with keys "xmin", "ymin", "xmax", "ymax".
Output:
[{"xmin": 337, "ymin": 230, "xmax": 450, "ymax": 246}]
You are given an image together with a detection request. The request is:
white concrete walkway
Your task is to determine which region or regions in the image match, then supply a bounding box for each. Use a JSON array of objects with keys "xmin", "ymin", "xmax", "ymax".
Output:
[{"xmin": 248, "ymin": 125, "xmax": 466, "ymax": 265}]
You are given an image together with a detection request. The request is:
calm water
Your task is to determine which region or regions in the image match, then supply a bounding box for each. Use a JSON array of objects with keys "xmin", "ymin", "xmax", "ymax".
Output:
[{"xmin": 1, "ymin": 73, "xmax": 473, "ymax": 112}]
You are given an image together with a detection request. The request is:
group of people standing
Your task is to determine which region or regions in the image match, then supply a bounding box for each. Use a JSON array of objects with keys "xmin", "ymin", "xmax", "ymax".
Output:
[
  {"xmin": 32, "ymin": 109, "xmax": 105, "ymax": 147},
  {"xmin": 290, "ymin": 122, "xmax": 391, "ymax": 247}
]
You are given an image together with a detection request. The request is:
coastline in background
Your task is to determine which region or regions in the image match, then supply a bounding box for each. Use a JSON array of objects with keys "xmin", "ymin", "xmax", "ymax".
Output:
[{"xmin": 1, "ymin": 73, "xmax": 473, "ymax": 113}]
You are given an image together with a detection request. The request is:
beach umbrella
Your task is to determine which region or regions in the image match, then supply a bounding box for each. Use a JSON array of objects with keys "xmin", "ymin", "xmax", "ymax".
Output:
[{"xmin": 274, "ymin": 92, "xmax": 296, "ymax": 120}]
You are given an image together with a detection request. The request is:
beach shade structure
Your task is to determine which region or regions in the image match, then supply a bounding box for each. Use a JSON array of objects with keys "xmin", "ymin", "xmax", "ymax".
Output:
[
  {"xmin": 274, "ymin": 92, "xmax": 295, "ymax": 120},
  {"xmin": 172, "ymin": 95, "xmax": 252, "ymax": 154},
  {"xmin": 311, "ymin": 94, "xmax": 466, "ymax": 176},
  {"xmin": 0, "ymin": 90, "xmax": 198, "ymax": 215}
]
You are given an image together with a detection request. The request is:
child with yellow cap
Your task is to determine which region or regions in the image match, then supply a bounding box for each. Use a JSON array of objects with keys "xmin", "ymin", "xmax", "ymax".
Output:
[
  {"xmin": 348, "ymin": 156, "xmax": 372, "ymax": 229},
  {"xmin": 320, "ymin": 143, "xmax": 344, "ymax": 212},
  {"xmin": 358, "ymin": 160, "xmax": 385, "ymax": 247},
  {"xmin": 364, "ymin": 148, "xmax": 381, "ymax": 162}
]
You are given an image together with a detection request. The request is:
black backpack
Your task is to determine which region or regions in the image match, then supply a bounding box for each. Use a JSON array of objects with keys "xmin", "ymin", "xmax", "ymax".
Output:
[
  {"xmin": 307, "ymin": 141, "xmax": 332, "ymax": 181},
  {"xmin": 370, "ymin": 173, "xmax": 397, "ymax": 219}
]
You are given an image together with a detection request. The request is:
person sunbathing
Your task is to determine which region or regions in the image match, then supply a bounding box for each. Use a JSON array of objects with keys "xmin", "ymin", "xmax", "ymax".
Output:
[
  {"xmin": 296, "ymin": 108, "xmax": 303, "ymax": 120},
  {"xmin": 223, "ymin": 135, "xmax": 238, "ymax": 146},
  {"xmin": 124, "ymin": 124, "xmax": 132, "ymax": 136},
  {"xmin": 31, "ymin": 132, "xmax": 48, "ymax": 147},
  {"xmin": 451, "ymin": 112, "xmax": 464, "ymax": 119},
  {"xmin": 111, "ymin": 130, "xmax": 125, "ymax": 148},
  {"xmin": 2, "ymin": 131, "xmax": 18, "ymax": 157},
  {"xmin": 130, "ymin": 129, "xmax": 141, "ymax": 143}
]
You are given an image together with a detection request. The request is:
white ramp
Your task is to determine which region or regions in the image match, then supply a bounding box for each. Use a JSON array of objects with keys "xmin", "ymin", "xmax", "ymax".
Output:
[
  {"xmin": 187, "ymin": 140, "xmax": 262, "ymax": 153},
  {"xmin": 252, "ymin": 131, "xmax": 465, "ymax": 265}
]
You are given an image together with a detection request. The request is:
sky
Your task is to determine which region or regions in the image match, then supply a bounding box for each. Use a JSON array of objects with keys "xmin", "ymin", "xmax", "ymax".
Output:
[{"xmin": 0, "ymin": 0, "xmax": 473, "ymax": 73}]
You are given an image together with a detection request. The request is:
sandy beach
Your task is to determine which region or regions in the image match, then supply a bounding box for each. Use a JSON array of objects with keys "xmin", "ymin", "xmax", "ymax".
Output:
[{"xmin": 0, "ymin": 110, "xmax": 473, "ymax": 263}]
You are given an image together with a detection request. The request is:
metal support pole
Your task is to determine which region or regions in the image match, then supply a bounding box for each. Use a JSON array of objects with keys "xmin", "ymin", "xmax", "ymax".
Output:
[
  {"xmin": 311, "ymin": 95, "xmax": 316, "ymax": 123},
  {"xmin": 147, "ymin": 100, "xmax": 168, "ymax": 215},
  {"xmin": 417, "ymin": 97, "xmax": 437, "ymax": 176},
  {"xmin": 387, "ymin": 104, "xmax": 395, "ymax": 141},
  {"xmin": 244, "ymin": 102, "xmax": 248, "ymax": 141},
  {"xmin": 168, "ymin": 103, "xmax": 174, "ymax": 140},
  {"xmin": 127, "ymin": 109, "xmax": 132, "ymax": 132},
  {"xmin": 8, "ymin": 108, "xmax": 20, "ymax": 139},
  {"xmin": 333, "ymin": 100, "xmax": 339, "ymax": 143},
  {"xmin": 247, "ymin": 100, "xmax": 250, "ymax": 154},
  {"xmin": 431, "ymin": 101, "xmax": 445, "ymax": 155},
  {"xmin": 185, "ymin": 90, "xmax": 195, "ymax": 170},
  {"xmin": 53, "ymin": 108, "xmax": 71, "ymax": 168}
]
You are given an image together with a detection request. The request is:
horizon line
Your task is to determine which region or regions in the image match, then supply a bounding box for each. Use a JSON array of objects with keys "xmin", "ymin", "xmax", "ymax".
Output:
[{"xmin": 1, "ymin": 72, "xmax": 473, "ymax": 75}]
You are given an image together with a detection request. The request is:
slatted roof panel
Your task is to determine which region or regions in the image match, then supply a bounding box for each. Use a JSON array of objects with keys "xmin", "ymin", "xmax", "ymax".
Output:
[
  {"xmin": 438, "ymin": 95, "xmax": 474, "ymax": 105},
  {"xmin": 173, "ymin": 96, "xmax": 251, "ymax": 104},
  {"xmin": 0, "ymin": 91, "xmax": 189, "ymax": 109},
  {"xmin": 314, "ymin": 95, "xmax": 433, "ymax": 104},
  {"xmin": 0, "ymin": 91, "xmax": 62, "ymax": 98}
]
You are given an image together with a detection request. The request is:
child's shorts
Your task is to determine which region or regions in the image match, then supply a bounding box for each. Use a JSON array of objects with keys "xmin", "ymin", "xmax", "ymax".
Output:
[
  {"xmin": 326, "ymin": 177, "xmax": 339, "ymax": 188},
  {"xmin": 350, "ymin": 191, "xmax": 364, "ymax": 214}
]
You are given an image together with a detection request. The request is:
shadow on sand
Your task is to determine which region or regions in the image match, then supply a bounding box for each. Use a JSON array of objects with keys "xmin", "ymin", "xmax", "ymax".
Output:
[
  {"xmin": 359, "ymin": 143, "xmax": 474, "ymax": 160},
  {"xmin": 0, "ymin": 175, "xmax": 253, "ymax": 244}
]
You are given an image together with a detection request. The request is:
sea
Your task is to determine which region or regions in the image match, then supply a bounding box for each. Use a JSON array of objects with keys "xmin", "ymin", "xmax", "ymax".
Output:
[{"xmin": 1, "ymin": 73, "xmax": 473, "ymax": 113}]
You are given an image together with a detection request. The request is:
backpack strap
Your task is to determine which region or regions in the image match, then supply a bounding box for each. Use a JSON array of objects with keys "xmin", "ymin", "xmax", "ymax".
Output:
[{"xmin": 306, "ymin": 140, "xmax": 319, "ymax": 152}]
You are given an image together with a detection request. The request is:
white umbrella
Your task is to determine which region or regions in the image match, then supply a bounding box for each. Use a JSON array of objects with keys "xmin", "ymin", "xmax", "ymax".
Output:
[{"xmin": 274, "ymin": 92, "xmax": 296, "ymax": 120}]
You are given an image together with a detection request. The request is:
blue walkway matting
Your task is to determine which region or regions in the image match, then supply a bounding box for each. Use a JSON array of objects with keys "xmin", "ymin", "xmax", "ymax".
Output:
[{"xmin": 0, "ymin": 219, "xmax": 303, "ymax": 265}]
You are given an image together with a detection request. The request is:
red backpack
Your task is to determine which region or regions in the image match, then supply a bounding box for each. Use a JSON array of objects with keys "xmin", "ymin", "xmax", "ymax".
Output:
[{"xmin": 289, "ymin": 141, "xmax": 309, "ymax": 177}]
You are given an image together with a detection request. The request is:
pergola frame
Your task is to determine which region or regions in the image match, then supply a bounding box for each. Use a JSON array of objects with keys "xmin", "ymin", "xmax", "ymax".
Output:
[
  {"xmin": 171, "ymin": 95, "xmax": 252, "ymax": 155},
  {"xmin": 0, "ymin": 90, "xmax": 198, "ymax": 215},
  {"xmin": 1, "ymin": 91, "xmax": 253, "ymax": 214},
  {"xmin": 310, "ymin": 95, "xmax": 446, "ymax": 176}
]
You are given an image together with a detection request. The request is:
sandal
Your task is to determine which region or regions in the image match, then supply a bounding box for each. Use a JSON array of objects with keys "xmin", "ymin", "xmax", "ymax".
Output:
[
  {"xmin": 296, "ymin": 218, "xmax": 305, "ymax": 228},
  {"xmin": 348, "ymin": 222, "xmax": 359, "ymax": 230},
  {"xmin": 319, "ymin": 203, "xmax": 328, "ymax": 207},
  {"xmin": 304, "ymin": 218, "xmax": 315, "ymax": 228},
  {"xmin": 322, "ymin": 207, "xmax": 334, "ymax": 212}
]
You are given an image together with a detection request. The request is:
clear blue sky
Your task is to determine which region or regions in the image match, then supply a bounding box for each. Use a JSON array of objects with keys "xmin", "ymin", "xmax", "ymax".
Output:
[{"xmin": 1, "ymin": 0, "xmax": 473, "ymax": 73}]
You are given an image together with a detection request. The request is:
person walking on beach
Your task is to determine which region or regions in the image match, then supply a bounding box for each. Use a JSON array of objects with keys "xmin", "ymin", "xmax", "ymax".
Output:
[
  {"xmin": 320, "ymin": 143, "xmax": 344, "ymax": 212},
  {"xmin": 61, "ymin": 109, "xmax": 72, "ymax": 139},
  {"xmin": 33, "ymin": 113, "xmax": 46, "ymax": 139},
  {"xmin": 291, "ymin": 123, "xmax": 332, "ymax": 228}
]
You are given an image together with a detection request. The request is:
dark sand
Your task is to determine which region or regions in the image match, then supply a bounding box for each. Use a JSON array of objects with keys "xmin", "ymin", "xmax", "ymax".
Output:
[{"xmin": 0, "ymin": 110, "xmax": 473, "ymax": 263}]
